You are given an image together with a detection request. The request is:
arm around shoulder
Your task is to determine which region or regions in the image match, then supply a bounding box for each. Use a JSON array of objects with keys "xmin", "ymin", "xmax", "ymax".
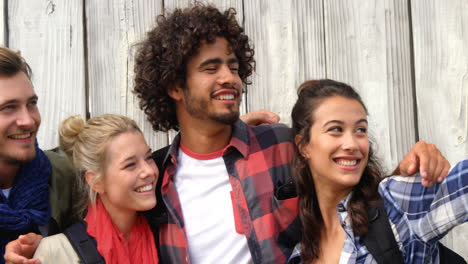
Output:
[{"xmin": 33, "ymin": 234, "xmax": 80, "ymax": 264}]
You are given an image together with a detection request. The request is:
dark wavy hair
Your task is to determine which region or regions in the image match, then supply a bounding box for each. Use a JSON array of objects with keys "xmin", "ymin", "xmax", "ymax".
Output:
[
  {"xmin": 291, "ymin": 79, "xmax": 383, "ymax": 262},
  {"xmin": 133, "ymin": 4, "xmax": 255, "ymax": 132}
]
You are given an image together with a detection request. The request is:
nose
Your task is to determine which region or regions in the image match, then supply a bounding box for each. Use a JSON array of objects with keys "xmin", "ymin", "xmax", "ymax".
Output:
[
  {"xmin": 140, "ymin": 160, "xmax": 157, "ymax": 179},
  {"xmin": 342, "ymin": 133, "xmax": 359, "ymax": 152},
  {"xmin": 16, "ymin": 107, "xmax": 36, "ymax": 128},
  {"xmin": 217, "ymin": 65, "xmax": 236, "ymax": 86}
]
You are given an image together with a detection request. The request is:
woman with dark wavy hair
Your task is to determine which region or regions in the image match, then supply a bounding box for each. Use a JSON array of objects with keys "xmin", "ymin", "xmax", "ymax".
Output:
[{"xmin": 288, "ymin": 79, "xmax": 468, "ymax": 264}]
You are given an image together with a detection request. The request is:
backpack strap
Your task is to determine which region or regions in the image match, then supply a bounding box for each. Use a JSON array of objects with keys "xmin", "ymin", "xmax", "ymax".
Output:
[
  {"xmin": 63, "ymin": 221, "xmax": 105, "ymax": 264},
  {"xmin": 363, "ymin": 201, "xmax": 404, "ymax": 264},
  {"xmin": 438, "ymin": 242, "xmax": 467, "ymax": 264}
]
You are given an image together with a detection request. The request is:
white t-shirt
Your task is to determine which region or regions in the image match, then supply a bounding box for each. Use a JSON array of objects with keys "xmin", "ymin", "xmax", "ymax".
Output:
[
  {"xmin": 1, "ymin": 187, "xmax": 11, "ymax": 198},
  {"xmin": 174, "ymin": 144, "xmax": 252, "ymax": 264}
]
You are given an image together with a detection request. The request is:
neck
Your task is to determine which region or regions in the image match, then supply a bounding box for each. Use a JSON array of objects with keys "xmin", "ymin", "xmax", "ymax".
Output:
[
  {"xmin": 178, "ymin": 116, "xmax": 233, "ymax": 154},
  {"xmin": 100, "ymin": 197, "xmax": 137, "ymax": 240},
  {"xmin": 315, "ymin": 183, "xmax": 350, "ymax": 229},
  {"xmin": 0, "ymin": 160, "xmax": 21, "ymax": 189}
]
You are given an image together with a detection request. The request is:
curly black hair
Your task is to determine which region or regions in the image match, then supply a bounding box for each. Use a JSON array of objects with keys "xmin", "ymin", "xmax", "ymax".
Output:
[{"xmin": 133, "ymin": 4, "xmax": 255, "ymax": 132}]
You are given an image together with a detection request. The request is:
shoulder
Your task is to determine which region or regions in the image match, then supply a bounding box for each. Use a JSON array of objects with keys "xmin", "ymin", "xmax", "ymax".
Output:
[
  {"xmin": 250, "ymin": 123, "xmax": 293, "ymax": 145},
  {"xmin": 44, "ymin": 149, "xmax": 75, "ymax": 180},
  {"xmin": 34, "ymin": 233, "xmax": 80, "ymax": 263}
]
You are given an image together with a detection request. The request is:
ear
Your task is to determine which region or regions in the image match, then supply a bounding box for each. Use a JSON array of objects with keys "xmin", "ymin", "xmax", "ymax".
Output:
[
  {"xmin": 295, "ymin": 135, "xmax": 309, "ymax": 159},
  {"xmin": 167, "ymin": 84, "xmax": 184, "ymax": 101},
  {"xmin": 85, "ymin": 170, "xmax": 105, "ymax": 194}
]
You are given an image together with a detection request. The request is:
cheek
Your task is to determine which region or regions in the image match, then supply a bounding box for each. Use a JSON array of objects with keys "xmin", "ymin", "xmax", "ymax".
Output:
[{"xmin": 359, "ymin": 139, "xmax": 370, "ymax": 158}]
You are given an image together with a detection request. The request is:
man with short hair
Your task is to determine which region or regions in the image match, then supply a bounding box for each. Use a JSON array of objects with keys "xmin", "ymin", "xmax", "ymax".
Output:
[
  {"xmin": 132, "ymin": 5, "xmax": 449, "ymax": 264},
  {"xmin": 0, "ymin": 47, "xmax": 76, "ymax": 264}
]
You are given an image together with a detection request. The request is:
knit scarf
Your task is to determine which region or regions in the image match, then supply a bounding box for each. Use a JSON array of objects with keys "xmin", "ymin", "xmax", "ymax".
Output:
[
  {"xmin": 0, "ymin": 145, "xmax": 51, "ymax": 260},
  {"xmin": 85, "ymin": 198, "xmax": 159, "ymax": 264}
]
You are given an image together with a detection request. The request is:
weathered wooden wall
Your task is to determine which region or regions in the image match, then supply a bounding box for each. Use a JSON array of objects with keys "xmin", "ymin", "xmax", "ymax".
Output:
[{"xmin": 2, "ymin": 0, "xmax": 466, "ymax": 258}]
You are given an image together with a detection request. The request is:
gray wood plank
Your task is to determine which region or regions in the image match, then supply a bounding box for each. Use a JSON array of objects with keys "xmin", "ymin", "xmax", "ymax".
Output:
[
  {"xmin": 8, "ymin": 0, "xmax": 86, "ymax": 149},
  {"xmin": 0, "ymin": 0, "xmax": 4, "ymax": 46},
  {"xmin": 86, "ymin": 0, "xmax": 168, "ymax": 150},
  {"xmin": 243, "ymin": 0, "xmax": 325, "ymax": 124},
  {"xmin": 324, "ymin": 0, "xmax": 415, "ymax": 172},
  {"xmin": 411, "ymin": 0, "xmax": 468, "ymax": 258}
]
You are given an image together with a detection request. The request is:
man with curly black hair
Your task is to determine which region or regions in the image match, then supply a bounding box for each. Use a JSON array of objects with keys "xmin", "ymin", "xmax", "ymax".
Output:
[{"xmin": 133, "ymin": 5, "xmax": 300, "ymax": 264}]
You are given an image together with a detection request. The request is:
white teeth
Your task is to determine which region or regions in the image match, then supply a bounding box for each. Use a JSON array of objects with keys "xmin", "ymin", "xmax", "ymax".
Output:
[
  {"xmin": 215, "ymin": 94, "xmax": 235, "ymax": 100},
  {"xmin": 336, "ymin": 159, "xmax": 357, "ymax": 166},
  {"xmin": 10, "ymin": 133, "xmax": 31, "ymax": 139},
  {"xmin": 135, "ymin": 184, "xmax": 152, "ymax": 193}
]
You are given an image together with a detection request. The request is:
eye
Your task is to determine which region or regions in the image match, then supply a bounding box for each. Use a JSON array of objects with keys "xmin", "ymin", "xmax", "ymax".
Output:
[
  {"xmin": 327, "ymin": 126, "xmax": 343, "ymax": 133},
  {"xmin": 145, "ymin": 155, "xmax": 154, "ymax": 163},
  {"xmin": 0, "ymin": 104, "xmax": 17, "ymax": 112},
  {"xmin": 204, "ymin": 65, "xmax": 218, "ymax": 73},
  {"xmin": 356, "ymin": 127, "xmax": 367, "ymax": 134},
  {"xmin": 123, "ymin": 162, "xmax": 136, "ymax": 169},
  {"xmin": 229, "ymin": 66, "xmax": 239, "ymax": 72}
]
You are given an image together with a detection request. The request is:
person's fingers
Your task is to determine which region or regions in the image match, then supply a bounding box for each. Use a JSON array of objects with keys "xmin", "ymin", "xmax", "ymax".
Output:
[
  {"xmin": 399, "ymin": 152, "xmax": 417, "ymax": 176},
  {"xmin": 436, "ymin": 158, "xmax": 451, "ymax": 183},
  {"xmin": 416, "ymin": 144, "xmax": 430, "ymax": 180},
  {"xmin": 240, "ymin": 110, "xmax": 280, "ymax": 126},
  {"xmin": 432, "ymin": 157, "xmax": 445, "ymax": 183},
  {"xmin": 4, "ymin": 241, "xmax": 27, "ymax": 264}
]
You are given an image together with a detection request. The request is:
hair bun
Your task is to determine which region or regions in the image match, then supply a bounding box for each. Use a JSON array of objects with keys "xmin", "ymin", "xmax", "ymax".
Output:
[{"xmin": 59, "ymin": 115, "xmax": 85, "ymax": 159}]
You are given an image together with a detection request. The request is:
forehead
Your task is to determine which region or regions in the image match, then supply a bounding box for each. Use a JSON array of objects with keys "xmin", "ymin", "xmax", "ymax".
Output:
[
  {"xmin": 0, "ymin": 72, "xmax": 35, "ymax": 102},
  {"xmin": 313, "ymin": 96, "xmax": 367, "ymax": 123},
  {"xmin": 106, "ymin": 131, "xmax": 148, "ymax": 161},
  {"xmin": 188, "ymin": 37, "xmax": 236, "ymax": 65}
]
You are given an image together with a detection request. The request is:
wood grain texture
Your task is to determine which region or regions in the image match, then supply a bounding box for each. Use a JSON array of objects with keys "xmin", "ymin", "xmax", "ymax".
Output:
[
  {"xmin": 411, "ymin": 0, "xmax": 468, "ymax": 258},
  {"xmin": 0, "ymin": 0, "xmax": 4, "ymax": 46},
  {"xmin": 8, "ymin": 0, "xmax": 86, "ymax": 149},
  {"xmin": 324, "ymin": 0, "xmax": 415, "ymax": 172},
  {"xmin": 243, "ymin": 0, "xmax": 325, "ymax": 124},
  {"xmin": 86, "ymin": 0, "xmax": 168, "ymax": 149}
]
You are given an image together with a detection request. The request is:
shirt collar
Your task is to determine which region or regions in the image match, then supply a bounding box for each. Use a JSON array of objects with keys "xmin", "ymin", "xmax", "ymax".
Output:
[{"xmin": 163, "ymin": 119, "xmax": 251, "ymax": 167}]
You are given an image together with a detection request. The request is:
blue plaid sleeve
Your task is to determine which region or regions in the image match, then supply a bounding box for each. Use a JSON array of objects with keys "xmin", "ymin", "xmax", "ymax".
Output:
[{"xmin": 379, "ymin": 159, "xmax": 468, "ymax": 244}]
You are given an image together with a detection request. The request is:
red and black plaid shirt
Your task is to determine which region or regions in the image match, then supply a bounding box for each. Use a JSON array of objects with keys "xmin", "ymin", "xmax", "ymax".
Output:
[{"xmin": 158, "ymin": 121, "xmax": 301, "ymax": 263}]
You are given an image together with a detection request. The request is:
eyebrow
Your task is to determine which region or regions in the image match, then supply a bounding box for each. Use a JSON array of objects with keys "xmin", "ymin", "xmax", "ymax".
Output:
[
  {"xmin": 120, "ymin": 148, "xmax": 152, "ymax": 164},
  {"xmin": 323, "ymin": 119, "xmax": 368, "ymax": 127},
  {"xmin": 0, "ymin": 95, "xmax": 38, "ymax": 108},
  {"xmin": 198, "ymin": 57, "xmax": 239, "ymax": 69}
]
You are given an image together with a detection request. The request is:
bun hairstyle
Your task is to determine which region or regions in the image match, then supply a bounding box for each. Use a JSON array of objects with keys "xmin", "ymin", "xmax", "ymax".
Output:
[{"xmin": 59, "ymin": 114, "xmax": 142, "ymax": 216}]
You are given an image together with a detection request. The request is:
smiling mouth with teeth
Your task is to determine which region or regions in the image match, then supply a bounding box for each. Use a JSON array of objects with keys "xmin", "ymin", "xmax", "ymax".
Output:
[
  {"xmin": 9, "ymin": 133, "xmax": 33, "ymax": 140},
  {"xmin": 135, "ymin": 184, "xmax": 153, "ymax": 193},
  {"xmin": 335, "ymin": 159, "xmax": 359, "ymax": 166},
  {"xmin": 215, "ymin": 94, "xmax": 236, "ymax": 100}
]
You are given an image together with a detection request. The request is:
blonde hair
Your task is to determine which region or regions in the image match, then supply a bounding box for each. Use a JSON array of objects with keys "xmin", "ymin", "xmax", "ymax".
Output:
[{"xmin": 59, "ymin": 114, "xmax": 142, "ymax": 216}]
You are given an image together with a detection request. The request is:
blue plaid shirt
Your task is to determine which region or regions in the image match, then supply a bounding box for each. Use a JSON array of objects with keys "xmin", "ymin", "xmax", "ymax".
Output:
[{"xmin": 288, "ymin": 159, "xmax": 468, "ymax": 264}]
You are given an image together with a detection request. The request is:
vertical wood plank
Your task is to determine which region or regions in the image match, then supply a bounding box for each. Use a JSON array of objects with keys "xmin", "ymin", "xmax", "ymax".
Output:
[
  {"xmin": 86, "ymin": 0, "xmax": 167, "ymax": 150},
  {"xmin": 324, "ymin": 0, "xmax": 415, "ymax": 172},
  {"xmin": 243, "ymin": 0, "xmax": 325, "ymax": 123},
  {"xmin": 8, "ymin": 0, "xmax": 86, "ymax": 149},
  {"xmin": 411, "ymin": 0, "xmax": 468, "ymax": 258},
  {"xmin": 0, "ymin": 0, "xmax": 5, "ymax": 46}
]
